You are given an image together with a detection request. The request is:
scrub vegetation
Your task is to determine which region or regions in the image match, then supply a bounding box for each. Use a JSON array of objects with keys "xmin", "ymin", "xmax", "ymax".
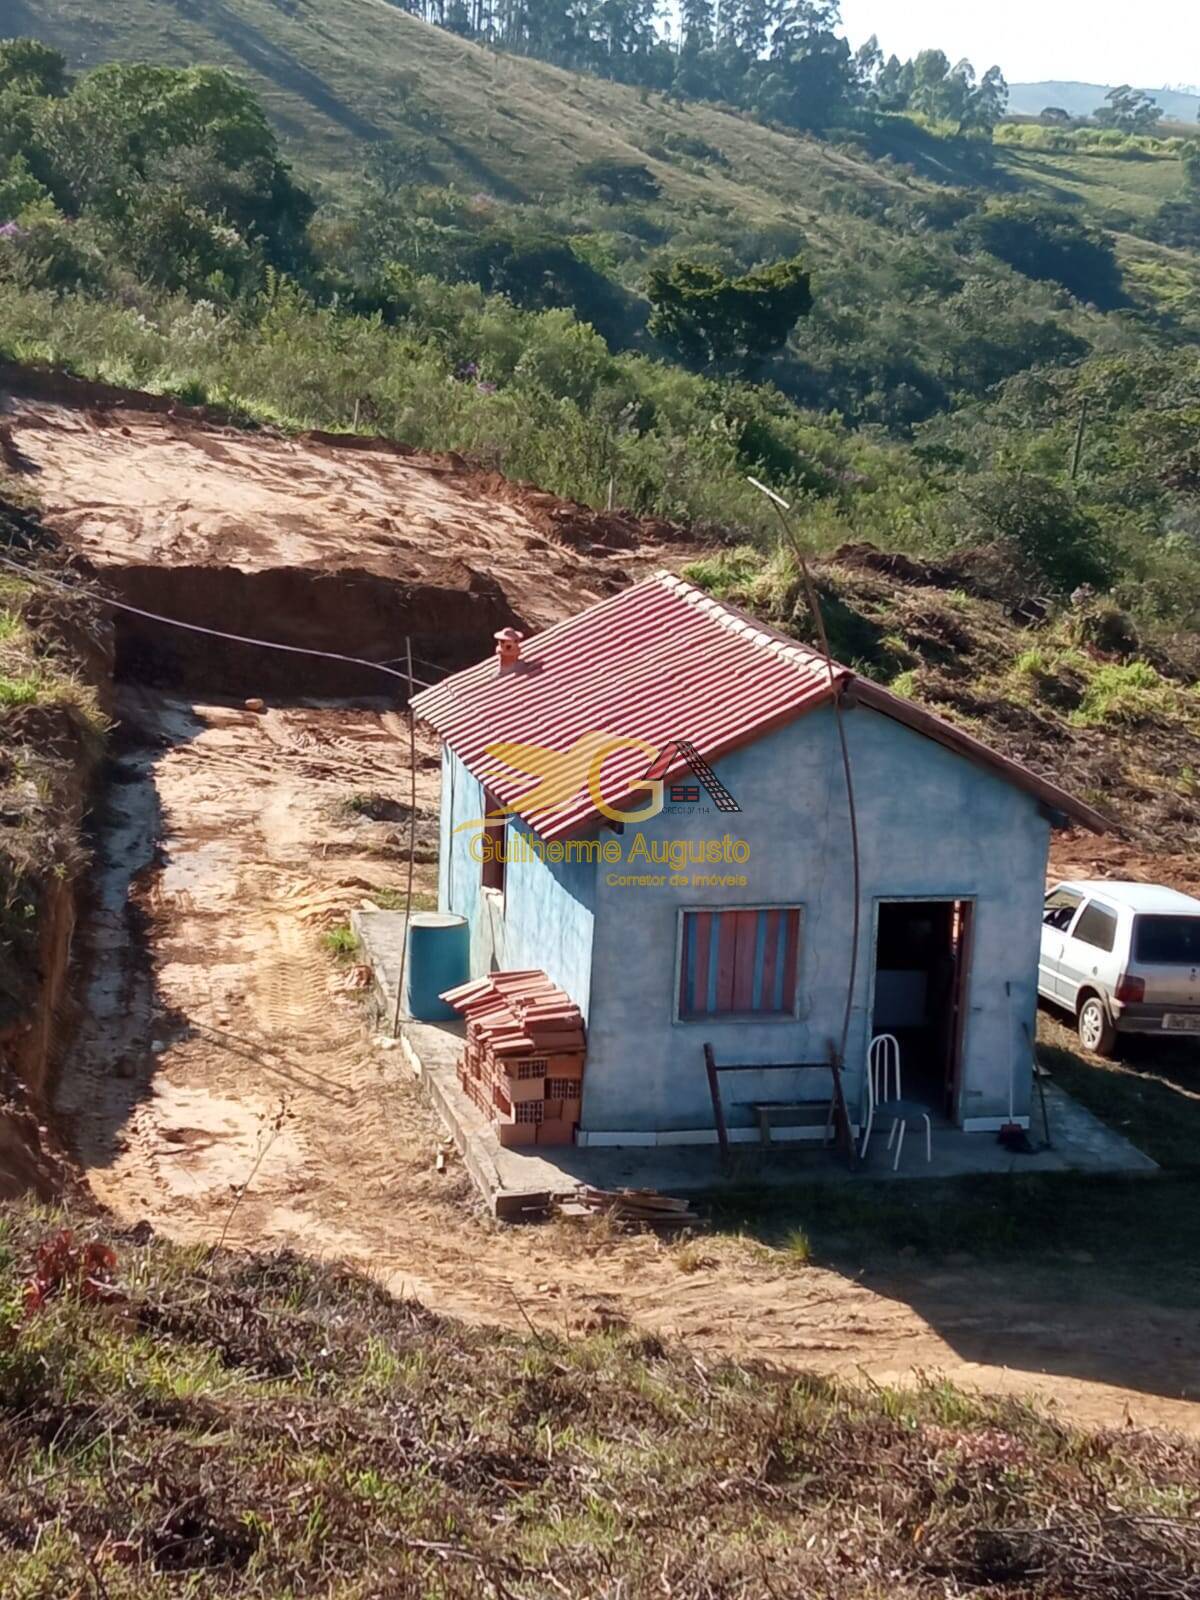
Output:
[
  {"xmin": 0, "ymin": 1198, "xmax": 1198, "ymax": 1599},
  {"xmin": 0, "ymin": 482, "xmax": 106, "ymax": 1025},
  {"xmin": 682, "ymin": 542, "xmax": 1200, "ymax": 848},
  {"xmin": 0, "ymin": 11, "xmax": 1199, "ymax": 1550}
]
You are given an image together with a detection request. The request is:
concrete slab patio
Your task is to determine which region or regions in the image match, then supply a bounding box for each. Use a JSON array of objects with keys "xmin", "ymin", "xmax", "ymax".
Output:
[{"xmin": 355, "ymin": 909, "xmax": 1158, "ymax": 1219}]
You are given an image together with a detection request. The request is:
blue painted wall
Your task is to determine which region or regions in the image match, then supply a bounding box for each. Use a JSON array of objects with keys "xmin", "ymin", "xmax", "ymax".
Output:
[
  {"xmin": 437, "ymin": 703, "xmax": 1050, "ymax": 1139},
  {"xmin": 439, "ymin": 746, "xmax": 596, "ymax": 1012},
  {"xmin": 581, "ymin": 704, "xmax": 1048, "ymax": 1134}
]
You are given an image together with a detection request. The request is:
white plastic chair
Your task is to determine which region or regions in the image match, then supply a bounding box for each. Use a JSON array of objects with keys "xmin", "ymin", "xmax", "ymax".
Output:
[{"xmin": 861, "ymin": 1032, "xmax": 932, "ymax": 1170}]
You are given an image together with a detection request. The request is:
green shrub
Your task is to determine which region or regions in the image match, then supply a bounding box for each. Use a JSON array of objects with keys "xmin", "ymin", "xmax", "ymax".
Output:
[
  {"xmin": 322, "ymin": 924, "xmax": 360, "ymax": 960},
  {"xmin": 1072, "ymin": 661, "xmax": 1183, "ymax": 727},
  {"xmin": 959, "ymin": 199, "xmax": 1126, "ymax": 309}
]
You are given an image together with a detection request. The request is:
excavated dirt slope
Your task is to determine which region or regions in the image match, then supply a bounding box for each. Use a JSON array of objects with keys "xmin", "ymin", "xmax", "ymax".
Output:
[{"xmin": 0, "ymin": 374, "xmax": 687, "ymax": 693}]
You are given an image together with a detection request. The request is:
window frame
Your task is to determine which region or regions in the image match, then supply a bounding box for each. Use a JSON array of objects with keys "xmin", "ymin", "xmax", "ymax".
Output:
[
  {"xmin": 1069, "ymin": 898, "xmax": 1119, "ymax": 953},
  {"xmin": 480, "ymin": 788, "xmax": 507, "ymax": 899},
  {"xmin": 1043, "ymin": 888, "xmax": 1084, "ymax": 932},
  {"xmin": 673, "ymin": 903, "xmax": 804, "ymax": 1025}
]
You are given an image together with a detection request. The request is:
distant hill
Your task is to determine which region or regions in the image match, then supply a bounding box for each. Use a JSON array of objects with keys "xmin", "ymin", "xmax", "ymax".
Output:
[
  {"xmin": 1, "ymin": 0, "xmax": 915, "ymax": 218},
  {"xmin": 1009, "ymin": 81, "xmax": 1200, "ymax": 124}
]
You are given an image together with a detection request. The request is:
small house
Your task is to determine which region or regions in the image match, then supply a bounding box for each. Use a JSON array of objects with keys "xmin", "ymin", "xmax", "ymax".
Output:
[{"xmin": 411, "ymin": 573, "xmax": 1104, "ymax": 1147}]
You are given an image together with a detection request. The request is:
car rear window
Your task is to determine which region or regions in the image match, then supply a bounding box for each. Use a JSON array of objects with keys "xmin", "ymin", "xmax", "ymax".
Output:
[{"xmin": 1134, "ymin": 916, "xmax": 1200, "ymax": 965}]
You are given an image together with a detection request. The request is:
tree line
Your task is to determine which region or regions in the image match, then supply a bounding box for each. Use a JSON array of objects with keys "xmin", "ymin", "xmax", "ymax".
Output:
[{"xmin": 388, "ymin": 0, "xmax": 1008, "ymax": 136}]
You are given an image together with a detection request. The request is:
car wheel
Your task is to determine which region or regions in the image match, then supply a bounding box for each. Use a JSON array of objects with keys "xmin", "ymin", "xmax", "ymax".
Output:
[{"xmin": 1078, "ymin": 994, "xmax": 1117, "ymax": 1057}]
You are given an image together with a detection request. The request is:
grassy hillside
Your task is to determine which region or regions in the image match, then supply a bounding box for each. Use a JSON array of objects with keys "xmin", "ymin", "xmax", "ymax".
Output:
[
  {"xmin": 0, "ymin": 1198, "xmax": 1198, "ymax": 1597},
  {"xmin": 2, "ymin": 6, "xmax": 1199, "ymax": 838},
  {"xmin": 8, "ymin": 0, "xmax": 902, "ymax": 216},
  {"xmin": 11, "ymin": 2, "xmax": 1195, "ymax": 259},
  {"xmin": 9, "ymin": 0, "xmax": 1199, "ymax": 359},
  {"xmin": 686, "ymin": 543, "xmax": 1200, "ymax": 847},
  {"xmin": 994, "ymin": 142, "xmax": 1186, "ymax": 222}
]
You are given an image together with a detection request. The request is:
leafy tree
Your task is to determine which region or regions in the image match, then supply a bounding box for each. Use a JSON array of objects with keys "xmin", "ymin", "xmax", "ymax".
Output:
[
  {"xmin": 960, "ymin": 200, "xmax": 1125, "ymax": 310},
  {"xmin": 967, "ymin": 66, "xmax": 1008, "ymax": 133},
  {"xmin": 679, "ymin": 0, "xmax": 715, "ymax": 50},
  {"xmin": 759, "ymin": 0, "xmax": 856, "ymax": 132},
  {"xmin": 950, "ymin": 472, "xmax": 1112, "ymax": 592},
  {"xmin": 1093, "ymin": 85, "xmax": 1161, "ymax": 132},
  {"xmin": 119, "ymin": 187, "xmax": 257, "ymax": 295},
  {"xmin": 1040, "ymin": 106, "xmax": 1072, "ymax": 125},
  {"xmin": 35, "ymin": 63, "xmax": 314, "ymax": 271},
  {"xmin": 907, "ymin": 55, "xmax": 1004, "ymax": 135},
  {"xmin": 364, "ymin": 137, "xmax": 434, "ymax": 195},
  {"xmin": 646, "ymin": 253, "xmax": 813, "ymax": 368},
  {"xmin": 464, "ymin": 225, "xmax": 642, "ymax": 344},
  {"xmin": 0, "ymin": 211, "xmax": 104, "ymax": 293},
  {"xmin": 1148, "ymin": 197, "xmax": 1200, "ymax": 249},
  {"xmin": 0, "ymin": 38, "xmax": 68, "ymax": 98},
  {"xmin": 911, "ymin": 49, "xmax": 950, "ymax": 102},
  {"xmin": 872, "ymin": 53, "xmax": 915, "ymax": 111},
  {"xmin": 0, "ymin": 154, "xmax": 48, "ymax": 219},
  {"xmin": 852, "ymin": 33, "xmax": 882, "ymax": 95}
]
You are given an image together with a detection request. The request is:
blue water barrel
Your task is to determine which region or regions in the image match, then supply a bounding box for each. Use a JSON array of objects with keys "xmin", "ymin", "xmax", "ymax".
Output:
[{"xmin": 406, "ymin": 912, "xmax": 470, "ymax": 1022}]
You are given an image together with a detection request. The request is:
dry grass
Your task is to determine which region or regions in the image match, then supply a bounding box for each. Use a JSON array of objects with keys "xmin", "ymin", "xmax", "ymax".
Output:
[{"xmin": 0, "ymin": 1198, "xmax": 1198, "ymax": 1598}]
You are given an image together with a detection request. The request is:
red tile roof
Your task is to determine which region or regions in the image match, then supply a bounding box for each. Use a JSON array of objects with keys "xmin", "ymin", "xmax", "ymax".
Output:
[{"xmin": 411, "ymin": 572, "xmax": 1106, "ymax": 838}]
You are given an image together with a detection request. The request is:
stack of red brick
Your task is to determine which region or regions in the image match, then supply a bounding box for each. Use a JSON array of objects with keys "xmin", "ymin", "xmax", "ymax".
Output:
[{"xmin": 440, "ymin": 970, "xmax": 585, "ymax": 1148}]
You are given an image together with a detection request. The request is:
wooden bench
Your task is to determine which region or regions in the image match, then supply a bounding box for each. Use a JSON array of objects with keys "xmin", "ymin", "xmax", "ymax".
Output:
[
  {"xmin": 741, "ymin": 1098, "xmax": 836, "ymax": 1149},
  {"xmin": 703, "ymin": 1042, "xmax": 857, "ymax": 1167}
]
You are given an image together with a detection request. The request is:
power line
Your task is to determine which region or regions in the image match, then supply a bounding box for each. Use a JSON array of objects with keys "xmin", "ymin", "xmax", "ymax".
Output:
[{"xmin": 0, "ymin": 553, "xmax": 438, "ymax": 692}]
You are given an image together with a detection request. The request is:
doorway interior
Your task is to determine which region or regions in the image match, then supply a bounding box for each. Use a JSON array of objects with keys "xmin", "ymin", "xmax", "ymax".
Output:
[{"xmin": 871, "ymin": 898, "xmax": 973, "ymax": 1120}]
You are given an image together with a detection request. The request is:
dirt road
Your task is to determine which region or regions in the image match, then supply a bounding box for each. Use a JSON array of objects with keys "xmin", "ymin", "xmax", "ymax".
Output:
[{"xmin": 55, "ymin": 689, "xmax": 1200, "ymax": 1438}]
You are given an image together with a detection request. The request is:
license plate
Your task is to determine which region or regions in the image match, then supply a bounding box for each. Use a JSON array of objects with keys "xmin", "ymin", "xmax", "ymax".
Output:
[{"xmin": 1163, "ymin": 1014, "xmax": 1200, "ymax": 1032}]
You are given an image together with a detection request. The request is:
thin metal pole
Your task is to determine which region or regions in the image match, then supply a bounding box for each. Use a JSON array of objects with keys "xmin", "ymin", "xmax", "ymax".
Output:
[
  {"xmin": 392, "ymin": 637, "xmax": 418, "ymax": 1038},
  {"xmin": 747, "ymin": 478, "xmax": 862, "ymax": 1073}
]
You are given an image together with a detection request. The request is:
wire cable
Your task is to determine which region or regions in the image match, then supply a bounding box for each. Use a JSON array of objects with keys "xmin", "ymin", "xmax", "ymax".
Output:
[{"xmin": 0, "ymin": 553, "xmax": 438, "ymax": 692}]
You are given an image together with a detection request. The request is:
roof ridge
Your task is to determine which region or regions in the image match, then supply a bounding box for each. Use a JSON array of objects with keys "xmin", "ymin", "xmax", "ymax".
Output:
[{"xmin": 653, "ymin": 569, "xmax": 842, "ymax": 679}]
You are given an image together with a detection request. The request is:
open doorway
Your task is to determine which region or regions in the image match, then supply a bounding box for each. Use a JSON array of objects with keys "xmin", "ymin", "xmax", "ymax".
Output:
[{"xmin": 871, "ymin": 899, "xmax": 973, "ymax": 1120}]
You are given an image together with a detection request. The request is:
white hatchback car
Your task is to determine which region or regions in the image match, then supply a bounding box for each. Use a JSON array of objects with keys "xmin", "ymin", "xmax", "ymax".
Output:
[{"xmin": 1039, "ymin": 880, "xmax": 1200, "ymax": 1055}]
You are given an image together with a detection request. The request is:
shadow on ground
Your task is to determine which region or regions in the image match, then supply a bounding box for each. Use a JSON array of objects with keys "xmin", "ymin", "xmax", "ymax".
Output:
[{"xmin": 701, "ymin": 1012, "xmax": 1200, "ymax": 1409}]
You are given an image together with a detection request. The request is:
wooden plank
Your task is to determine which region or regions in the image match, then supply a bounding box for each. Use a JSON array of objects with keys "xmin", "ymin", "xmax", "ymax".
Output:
[
  {"xmin": 715, "ymin": 913, "xmax": 738, "ymax": 1013},
  {"xmin": 710, "ymin": 1060, "xmax": 828, "ymax": 1073},
  {"xmin": 691, "ymin": 910, "xmax": 712, "ymax": 1017},
  {"xmin": 781, "ymin": 909, "xmax": 800, "ymax": 1011},
  {"xmin": 704, "ymin": 1042, "xmax": 730, "ymax": 1161},
  {"xmin": 732, "ymin": 909, "xmax": 758, "ymax": 1012},
  {"xmin": 760, "ymin": 909, "xmax": 782, "ymax": 1011}
]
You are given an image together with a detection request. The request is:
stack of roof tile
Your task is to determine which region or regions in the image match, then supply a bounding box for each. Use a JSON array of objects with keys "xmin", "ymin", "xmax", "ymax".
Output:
[{"xmin": 440, "ymin": 970, "xmax": 586, "ymax": 1147}]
